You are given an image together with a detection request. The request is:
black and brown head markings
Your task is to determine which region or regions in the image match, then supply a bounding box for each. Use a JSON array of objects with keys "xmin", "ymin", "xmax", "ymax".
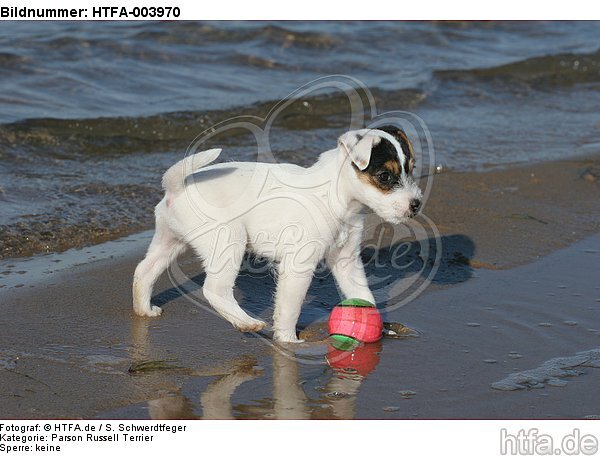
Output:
[
  {"xmin": 354, "ymin": 135, "xmax": 403, "ymax": 193},
  {"xmin": 378, "ymin": 125, "xmax": 416, "ymax": 174}
]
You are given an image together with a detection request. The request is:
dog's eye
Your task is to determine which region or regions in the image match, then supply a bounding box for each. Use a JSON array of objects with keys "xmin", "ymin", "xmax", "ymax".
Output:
[{"xmin": 377, "ymin": 172, "xmax": 392, "ymax": 183}]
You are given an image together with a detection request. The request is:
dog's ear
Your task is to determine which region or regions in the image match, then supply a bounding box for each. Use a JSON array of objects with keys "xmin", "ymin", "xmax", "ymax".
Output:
[
  {"xmin": 378, "ymin": 125, "xmax": 416, "ymax": 172},
  {"xmin": 338, "ymin": 131, "xmax": 375, "ymax": 171}
]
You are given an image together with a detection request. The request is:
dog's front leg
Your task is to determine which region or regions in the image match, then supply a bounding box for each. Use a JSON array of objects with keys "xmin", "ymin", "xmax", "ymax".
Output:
[
  {"xmin": 326, "ymin": 231, "xmax": 375, "ymax": 304},
  {"xmin": 272, "ymin": 260, "xmax": 316, "ymax": 343}
]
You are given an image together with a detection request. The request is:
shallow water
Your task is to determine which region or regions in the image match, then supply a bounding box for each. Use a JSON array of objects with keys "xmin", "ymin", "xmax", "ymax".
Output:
[{"xmin": 1, "ymin": 21, "xmax": 600, "ymax": 258}]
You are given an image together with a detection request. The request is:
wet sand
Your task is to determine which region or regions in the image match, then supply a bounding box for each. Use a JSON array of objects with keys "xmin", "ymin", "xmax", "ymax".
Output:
[{"xmin": 0, "ymin": 154, "xmax": 598, "ymax": 419}]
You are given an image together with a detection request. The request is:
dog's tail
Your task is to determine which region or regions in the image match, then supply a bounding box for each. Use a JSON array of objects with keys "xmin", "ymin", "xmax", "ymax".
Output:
[{"xmin": 162, "ymin": 148, "xmax": 222, "ymax": 198}]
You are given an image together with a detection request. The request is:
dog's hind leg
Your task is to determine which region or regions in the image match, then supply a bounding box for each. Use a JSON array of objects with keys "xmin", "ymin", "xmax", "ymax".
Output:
[
  {"xmin": 197, "ymin": 227, "xmax": 266, "ymax": 332},
  {"xmin": 133, "ymin": 212, "xmax": 186, "ymax": 317}
]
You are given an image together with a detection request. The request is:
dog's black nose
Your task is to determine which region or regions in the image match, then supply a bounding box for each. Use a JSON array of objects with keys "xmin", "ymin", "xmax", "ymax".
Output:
[{"xmin": 410, "ymin": 198, "xmax": 421, "ymax": 215}]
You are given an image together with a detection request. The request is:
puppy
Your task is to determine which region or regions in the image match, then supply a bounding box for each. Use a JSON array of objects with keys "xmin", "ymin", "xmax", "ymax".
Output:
[{"xmin": 133, "ymin": 126, "xmax": 422, "ymax": 343}]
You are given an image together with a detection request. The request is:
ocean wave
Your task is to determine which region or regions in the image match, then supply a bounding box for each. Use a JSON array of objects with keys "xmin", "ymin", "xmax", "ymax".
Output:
[
  {"xmin": 435, "ymin": 48, "xmax": 600, "ymax": 88},
  {"xmin": 133, "ymin": 22, "xmax": 338, "ymax": 49},
  {"xmin": 0, "ymin": 87, "xmax": 426, "ymax": 159},
  {"xmin": 0, "ymin": 52, "xmax": 27, "ymax": 68}
]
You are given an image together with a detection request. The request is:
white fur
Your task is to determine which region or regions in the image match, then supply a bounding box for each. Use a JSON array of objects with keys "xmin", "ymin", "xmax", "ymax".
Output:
[{"xmin": 132, "ymin": 129, "xmax": 422, "ymax": 343}]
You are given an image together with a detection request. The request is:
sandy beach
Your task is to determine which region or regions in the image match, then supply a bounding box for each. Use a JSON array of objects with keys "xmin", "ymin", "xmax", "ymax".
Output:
[{"xmin": 1, "ymin": 152, "xmax": 598, "ymax": 419}]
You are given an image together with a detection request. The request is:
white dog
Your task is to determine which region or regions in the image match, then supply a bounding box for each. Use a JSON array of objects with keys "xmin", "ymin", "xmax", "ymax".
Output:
[{"xmin": 133, "ymin": 126, "xmax": 422, "ymax": 343}]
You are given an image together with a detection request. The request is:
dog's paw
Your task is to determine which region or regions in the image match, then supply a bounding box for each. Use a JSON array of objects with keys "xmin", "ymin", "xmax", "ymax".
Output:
[
  {"xmin": 135, "ymin": 305, "xmax": 163, "ymax": 317},
  {"xmin": 235, "ymin": 318, "xmax": 267, "ymax": 333},
  {"xmin": 273, "ymin": 330, "xmax": 304, "ymax": 344}
]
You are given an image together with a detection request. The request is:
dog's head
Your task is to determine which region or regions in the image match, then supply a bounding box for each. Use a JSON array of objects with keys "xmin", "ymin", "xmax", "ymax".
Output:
[{"xmin": 338, "ymin": 126, "xmax": 422, "ymax": 223}]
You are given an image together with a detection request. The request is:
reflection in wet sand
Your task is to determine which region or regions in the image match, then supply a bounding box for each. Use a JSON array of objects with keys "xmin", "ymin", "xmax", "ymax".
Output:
[
  {"xmin": 214, "ymin": 342, "xmax": 382, "ymax": 420},
  {"xmin": 130, "ymin": 330, "xmax": 384, "ymax": 419},
  {"xmin": 272, "ymin": 349, "xmax": 311, "ymax": 419},
  {"xmin": 148, "ymin": 394, "xmax": 197, "ymax": 420},
  {"xmin": 323, "ymin": 342, "xmax": 382, "ymax": 419},
  {"xmin": 201, "ymin": 359, "xmax": 263, "ymax": 419}
]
